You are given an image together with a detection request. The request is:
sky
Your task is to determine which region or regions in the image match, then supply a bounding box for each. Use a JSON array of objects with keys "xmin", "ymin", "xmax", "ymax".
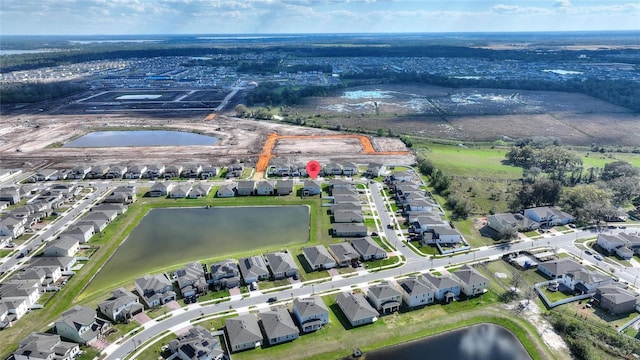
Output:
[{"xmin": 0, "ymin": 0, "xmax": 639, "ymax": 36}]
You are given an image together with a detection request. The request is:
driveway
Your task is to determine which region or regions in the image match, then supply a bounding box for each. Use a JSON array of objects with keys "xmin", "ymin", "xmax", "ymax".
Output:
[
  {"xmin": 132, "ymin": 312, "xmax": 152, "ymax": 325},
  {"xmin": 165, "ymin": 300, "xmax": 181, "ymax": 311}
]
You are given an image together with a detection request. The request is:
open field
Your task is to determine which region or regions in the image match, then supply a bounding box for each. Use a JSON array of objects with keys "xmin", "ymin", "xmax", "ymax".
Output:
[{"xmin": 298, "ymin": 84, "xmax": 640, "ymax": 146}]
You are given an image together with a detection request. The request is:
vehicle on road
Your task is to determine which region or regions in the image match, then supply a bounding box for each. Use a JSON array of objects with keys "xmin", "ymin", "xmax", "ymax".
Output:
[
  {"xmin": 267, "ymin": 297, "xmax": 277, "ymax": 303},
  {"xmin": 584, "ymin": 250, "xmax": 592, "ymax": 255},
  {"xmin": 594, "ymin": 255, "xmax": 603, "ymax": 261}
]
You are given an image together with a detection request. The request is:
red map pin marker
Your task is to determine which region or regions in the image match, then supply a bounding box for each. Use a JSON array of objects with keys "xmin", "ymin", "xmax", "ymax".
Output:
[{"xmin": 306, "ymin": 160, "xmax": 321, "ymax": 179}]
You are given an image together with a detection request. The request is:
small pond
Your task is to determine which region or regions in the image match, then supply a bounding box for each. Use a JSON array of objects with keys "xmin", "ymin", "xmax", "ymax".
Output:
[
  {"xmin": 63, "ymin": 130, "xmax": 217, "ymax": 147},
  {"xmin": 361, "ymin": 323, "xmax": 530, "ymax": 360},
  {"xmin": 84, "ymin": 206, "xmax": 309, "ymax": 294}
]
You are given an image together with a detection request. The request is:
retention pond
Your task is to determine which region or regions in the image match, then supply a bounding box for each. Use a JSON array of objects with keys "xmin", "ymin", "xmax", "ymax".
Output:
[
  {"xmin": 361, "ymin": 323, "xmax": 530, "ymax": 360},
  {"xmin": 84, "ymin": 206, "xmax": 309, "ymax": 294},
  {"xmin": 63, "ymin": 130, "xmax": 217, "ymax": 147}
]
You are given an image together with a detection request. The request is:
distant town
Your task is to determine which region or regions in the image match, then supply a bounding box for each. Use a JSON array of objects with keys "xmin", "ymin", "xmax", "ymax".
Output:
[{"xmin": 1, "ymin": 32, "xmax": 640, "ymax": 360}]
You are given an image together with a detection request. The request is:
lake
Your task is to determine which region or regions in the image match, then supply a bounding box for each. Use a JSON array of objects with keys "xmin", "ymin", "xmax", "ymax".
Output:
[
  {"xmin": 84, "ymin": 206, "xmax": 309, "ymax": 294},
  {"xmin": 361, "ymin": 324, "xmax": 530, "ymax": 360},
  {"xmin": 63, "ymin": 130, "xmax": 217, "ymax": 147}
]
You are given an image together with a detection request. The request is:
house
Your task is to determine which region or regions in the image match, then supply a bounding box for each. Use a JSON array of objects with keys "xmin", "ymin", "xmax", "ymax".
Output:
[
  {"xmin": 269, "ymin": 158, "xmax": 291, "ymax": 176},
  {"xmin": 13, "ymin": 332, "xmax": 80, "ymax": 360},
  {"xmin": 149, "ymin": 181, "xmax": 175, "ymax": 197},
  {"xmin": 225, "ymin": 163, "xmax": 244, "ymax": 179},
  {"xmin": 302, "ymin": 180, "xmax": 321, "ymax": 196},
  {"xmin": 487, "ymin": 213, "xmax": 540, "ymax": 234},
  {"xmin": 30, "ymin": 256, "xmax": 76, "ymax": 273},
  {"xmin": 453, "ymin": 265, "xmax": 489, "ymax": 297},
  {"xmin": 264, "ymin": 251, "xmax": 299, "ymax": 280},
  {"xmin": 201, "ymin": 165, "xmax": 219, "ymax": 179},
  {"xmin": 390, "ymin": 170, "xmax": 414, "ymax": 182},
  {"xmin": 181, "ymin": 164, "xmax": 203, "ymax": 178},
  {"xmin": 43, "ymin": 237, "xmax": 79, "ymax": 258},
  {"xmin": 328, "ymin": 242, "xmax": 360, "ymax": 267},
  {"xmin": 176, "ymin": 262, "xmax": 207, "ymax": 298},
  {"xmin": 105, "ymin": 165, "xmax": 127, "ymax": 179},
  {"xmin": 597, "ymin": 233, "xmax": 640, "ymax": 259},
  {"xmin": 168, "ymin": 326, "xmax": 225, "ymax": 360},
  {"xmin": 209, "ymin": 259, "xmax": 241, "ymax": 289},
  {"xmin": 302, "ymin": 245, "xmax": 337, "ymax": 271},
  {"xmin": 562, "ymin": 268, "xmax": 613, "ymax": 294},
  {"xmin": 27, "ymin": 169, "xmax": 61, "ymax": 182},
  {"xmin": 275, "ymin": 180, "xmax": 293, "ymax": 195},
  {"xmin": 341, "ymin": 162, "xmax": 359, "ymax": 176},
  {"xmin": 188, "ymin": 183, "xmax": 213, "ymax": 198},
  {"xmin": 216, "ymin": 183, "xmax": 237, "ymax": 197},
  {"xmin": 58, "ymin": 225, "xmax": 95, "ymax": 244},
  {"xmin": 333, "ymin": 210, "xmax": 364, "ymax": 223},
  {"xmin": 0, "ymin": 281, "xmax": 41, "ymax": 308},
  {"xmin": 330, "ymin": 203, "xmax": 362, "ymax": 214},
  {"xmin": 325, "ymin": 163, "xmax": 342, "ymax": 176},
  {"xmin": 292, "ymin": 296, "xmax": 329, "ymax": 333},
  {"xmin": 225, "ymin": 314, "xmax": 263, "ymax": 352},
  {"xmin": 0, "ymin": 215, "xmax": 27, "ymax": 238},
  {"xmin": 13, "ymin": 268, "xmax": 48, "ymax": 289},
  {"xmin": 54, "ymin": 305, "xmax": 110, "ymax": 344},
  {"xmin": 523, "ymin": 207, "xmax": 574, "ymax": 227},
  {"xmin": 2, "ymin": 297, "xmax": 29, "ymax": 325},
  {"xmin": 350, "ymin": 237, "xmax": 387, "ymax": 260},
  {"xmin": 92, "ymin": 203, "xmax": 127, "ymax": 215},
  {"xmin": 538, "ymin": 258, "xmax": 583, "ymax": 279},
  {"xmin": 105, "ymin": 186, "xmax": 137, "ymax": 204},
  {"xmin": 329, "ymin": 179, "xmax": 354, "ymax": 191},
  {"xmin": 0, "ymin": 187, "xmax": 21, "ymax": 205},
  {"xmin": 238, "ymin": 256, "xmax": 270, "ymax": 284},
  {"xmin": 594, "ymin": 285, "xmax": 639, "ymax": 315},
  {"xmin": 428, "ymin": 226, "xmax": 463, "ymax": 245},
  {"xmin": 237, "ymin": 181, "xmax": 255, "ymax": 196},
  {"xmin": 336, "ymin": 292, "xmax": 378, "ymax": 327},
  {"xmin": 259, "ymin": 307, "xmax": 300, "ymax": 345},
  {"xmin": 367, "ymin": 281, "xmax": 402, "ymax": 314},
  {"xmin": 86, "ymin": 165, "xmax": 109, "ymax": 179},
  {"xmin": 366, "ymin": 163, "xmax": 386, "ymax": 177},
  {"xmin": 164, "ymin": 165, "xmax": 184, "ymax": 179},
  {"xmin": 413, "ymin": 215, "xmax": 446, "ymax": 233},
  {"xmin": 170, "ymin": 184, "xmax": 193, "ymax": 199},
  {"xmin": 291, "ymin": 162, "xmax": 308, "ymax": 177},
  {"xmin": 27, "ymin": 263, "xmax": 62, "ymax": 284},
  {"xmin": 144, "ymin": 164, "xmax": 165, "ymax": 179},
  {"xmin": 423, "ymin": 274, "xmax": 461, "ymax": 303},
  {"xmin": 333, "ymin": 223, "xmax": 368, "ymax": 237},
  {"xmin": 398, "ymin": 275, "xmax": 436, "ymax": 308},
  {"xmin": 51, "ymin": 183, "xmax": 79, "ymax": 199},
  {"xmin": 332, "ymin": 194, "xmax": 360, "ymax": 204},
  {"xmin": 124, "ymin": 165, "xmax": 147, "ymax": 179},
  {"xmin": 256, "ymin": 181, "xmax": 276, "ymax": 196},
  {"xmin": 134, "ymin": 274, "xmax": 176, "ymax": 308},
  {"xmin": 76, "ymin": 218, "xmax": 108, "ymax": 234},
  {"xmin": 98, "ymin": 288, "xmax": 144, "ymax": 322},
  {"xmin": 68, "ymin": 165, "xmax": 91, "ymax": 180}
]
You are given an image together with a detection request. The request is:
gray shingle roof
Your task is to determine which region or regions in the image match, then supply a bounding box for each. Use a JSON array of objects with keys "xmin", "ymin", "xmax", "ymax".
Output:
[
  {"xmin": 292, "ymin": 296, "xmax": 328, "ymax": 318},
  {"xmin": 336, "ymin": 292, "xmax": 378, "ymax": 324},
  {"xmin": 302, "ymin": 246, "xmax": 334, "ymax": 268},
  {"xmin": 260, "ymin": 307, "xmax": 299, "ymax": 340},
  {"xmin": 225, "ymin": 314, "xmax": 263, "ymax": 348}
]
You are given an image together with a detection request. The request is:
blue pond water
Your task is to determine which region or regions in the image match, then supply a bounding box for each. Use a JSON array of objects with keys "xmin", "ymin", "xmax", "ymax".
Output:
[{"xmin": 63, "ymin": 130, "xmax": 217, "ymax": 147}]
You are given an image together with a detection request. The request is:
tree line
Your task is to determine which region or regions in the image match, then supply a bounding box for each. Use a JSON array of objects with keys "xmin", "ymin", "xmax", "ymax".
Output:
[{"xmin": 0, "ymin": 81, "xmax": 87, "ymax": 104}]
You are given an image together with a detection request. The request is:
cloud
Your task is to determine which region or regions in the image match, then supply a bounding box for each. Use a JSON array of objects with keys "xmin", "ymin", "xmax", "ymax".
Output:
[{"xmin": 554, "ymin": 0, "xmax": 572, "ymax": 7}]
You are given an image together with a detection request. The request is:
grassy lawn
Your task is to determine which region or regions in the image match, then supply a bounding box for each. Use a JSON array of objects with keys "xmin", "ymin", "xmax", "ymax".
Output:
[
  {"xmin": 364, "ymin": 255, "xmax": 401, "ymax": 270},
  {"xmin": 543, "ymin": 289, "xmax": 574, "ymax": 303},
  {"xmin": 77, "ymin": 347, "xmax": 101, "ymax": 360},
  {"xmin": 232, "ymin": 292, "xmax": 555, "ymax": 360},
  {"xmin": 557, "ymin": 302, "xmax": 640, "ymax": 330},
  {"xmin": 0, "ymin": 249, "xmax": 13, "ymax": 257},
  {"xmin": 106, "ymin": 321, "xmax": 140, "ymax": 342},
  {"xmin": 414, "ymin": 143, "xmax": 522, "ymax": 180}
]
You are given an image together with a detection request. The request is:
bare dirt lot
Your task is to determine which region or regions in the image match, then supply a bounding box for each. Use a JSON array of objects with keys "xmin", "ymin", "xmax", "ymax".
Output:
[
  {"xmin": 0, "ymin": 109, "xmax": 414, "ymax": 173},
  {"xmin": 307, "ymin": 84, "xmax": 640, "ymax": 146}
]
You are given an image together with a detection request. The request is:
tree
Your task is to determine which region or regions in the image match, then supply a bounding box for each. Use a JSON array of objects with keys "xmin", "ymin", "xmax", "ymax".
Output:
[
  {"xmin": 601, "ymin": 160, "xmax": 639, "ymax": 181},
  {"xmin": 498, "ymin": 226, "xmax": 518, "ymax": 241},
  {"xmin": 234, "ymin": 104, "xmax": 248, "ymax": 117},
  {"xmin": 562, "ymin": 184, "xmax": 616, "ymax": 224},
  {"xmin": 607, "ymin": 176, "xmax": 640, "ymax": 205},
  {"xmin": 377, "ymin": 128, "xmax": 385, "ymax": 137}
]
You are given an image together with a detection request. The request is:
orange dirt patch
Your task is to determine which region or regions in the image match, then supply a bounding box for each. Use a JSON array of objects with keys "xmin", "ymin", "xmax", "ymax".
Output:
[
  {"xmin": 255, "ymin": 132, "xmax": 410, "ymax": 173},
  {"xmin": 205, "ymin": 113, "xmax": 216, "ymax": 120}
]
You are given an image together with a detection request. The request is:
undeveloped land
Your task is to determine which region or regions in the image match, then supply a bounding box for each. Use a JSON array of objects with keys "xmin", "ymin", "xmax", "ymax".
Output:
[{"xmin": 307, "ymin": 84, "xmax": 640, "ymax": 146}]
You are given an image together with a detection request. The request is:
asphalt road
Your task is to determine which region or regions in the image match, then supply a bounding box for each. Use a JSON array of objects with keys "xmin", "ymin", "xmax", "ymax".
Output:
[
  {"xmin": 105, "ymin": 179, "xmax": 640, "ymax": 360},
  {"xmin": 0, "ymin": 184, "xmax": 112, "ymax": 280}
]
